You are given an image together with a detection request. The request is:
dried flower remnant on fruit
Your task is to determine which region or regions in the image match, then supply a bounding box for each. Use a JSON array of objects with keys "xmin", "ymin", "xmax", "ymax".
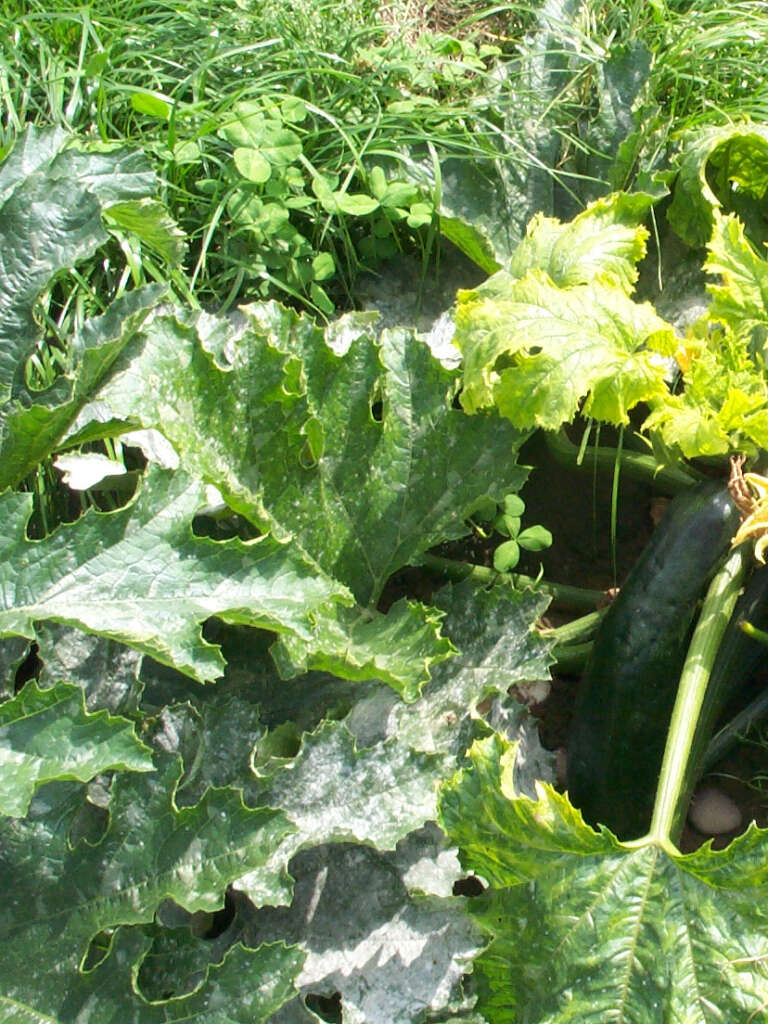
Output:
[
  {"xmin": 728, "ymin": 455, "xmax": 754, "ymax": 516},
  {"xmin": 730, "ymin": 455, "xmax": 768, "ymax": 563}
]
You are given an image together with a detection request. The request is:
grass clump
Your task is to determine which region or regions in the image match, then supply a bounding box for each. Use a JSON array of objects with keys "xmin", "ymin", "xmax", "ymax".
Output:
[
  {"xmin": 5, "ymin": 0, "xmax": 768, "ymax": 320},
  {"xmin": 1, "ymin": 0, "xmax": 517, "ymax": 314}
]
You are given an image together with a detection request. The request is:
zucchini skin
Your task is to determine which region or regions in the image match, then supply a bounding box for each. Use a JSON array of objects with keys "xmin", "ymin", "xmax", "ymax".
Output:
[{"xmin": 566, "ymin": 481, "xmax": 740, "ymax": 840}]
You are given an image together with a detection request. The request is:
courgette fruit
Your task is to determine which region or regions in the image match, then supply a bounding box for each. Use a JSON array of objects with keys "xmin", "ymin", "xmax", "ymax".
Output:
[{"xmin": 566, "ymin": 480, "xmax": 740, "ymax": 840}]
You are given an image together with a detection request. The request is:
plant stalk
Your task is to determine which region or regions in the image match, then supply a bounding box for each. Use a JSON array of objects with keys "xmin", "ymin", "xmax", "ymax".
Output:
[
  {"xmin": 545, "ymin": 429, "xmax": 700, "ymax": 494},
  {"xmin": 740, "ymin": 619, "xmax": 768, "ymax": 648},
  {"xmin": 551, "ymin": 640, "xmax": 592, "ymax": 675},
  {"xmin": 540, "ymin": 609, "xmax": 605, "ymax": 645},
  {"xmin": 647, "ymin": 546, "xmax": 749, "ymax": 848},
  {"xmin": 541, "ymin": 609, "xmax": 605, "ymax": 674},
  {"xmin": 418, "ymin": 552, "xmax": 605, "ymax": 611}
]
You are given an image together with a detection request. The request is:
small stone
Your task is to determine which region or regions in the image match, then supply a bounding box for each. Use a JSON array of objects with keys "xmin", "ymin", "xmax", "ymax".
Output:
[
  {"xmin": 510, "ymin": 679, "xmax": 551, "ymax": 706},
  {"xmin": 688, "ymin": 785, "xmax": 742, "ymax": 836}
]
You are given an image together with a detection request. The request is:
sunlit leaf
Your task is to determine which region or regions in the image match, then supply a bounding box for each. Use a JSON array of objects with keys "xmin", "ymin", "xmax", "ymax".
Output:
[
  {"xmin": 0, "ymin": 680, "xmax": 153, "ymax": 817},
  {"xmin": 457, "ymin": 268, "xmax": 672, "ymax": 429},
  {"xmin": 76, "ymin": 302, "xmax": 528, "ymax": 608},
  {"xmin": 0, "ymin": 465, "xmax": 349, "ymax": 683},
  {"xmin": 130, "ymin": 91, "xmax": 171, "ymax": 119}
]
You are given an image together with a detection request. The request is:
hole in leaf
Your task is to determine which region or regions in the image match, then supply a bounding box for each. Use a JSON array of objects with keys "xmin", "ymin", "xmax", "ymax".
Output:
[
  {"xmin": 369, "ymin": 381, "xmax": 384, "ymax": 422},
  {"xmin": 192, "ymin": 509, "xmax": 260, "ymax": 541},
  {"xmin": 23, "ymin": 439, "xmax": 146, "ymax": 540},
  {"xmin": 305, "ymin": 991, "xmax": 342, "ymax": 1022},
  {"xmin": 25, "ymin": 335, "xmax": 71, "ymax": 393},
  {"xmin": 452, "ymin": 874, "xmax": 485, "ymax": 896},
  {"xmin": 253, "ymin": 721, "xmax": 302, "ymax": 765},
  {"xmin": 299, "ymin": 438, "xmax": 318, "ymax": 469},
  {"xmin": 14, "ymin": 642, "xmax": 40, "ymax": 693},
  {"xmin": 81, "ymin": 929, "xmax": 115, "ymax": 972},
  {"xmin": 377, "ymin": 565, "xmax": 438, "ymax": 613},
  {"xmin": 203, "ymin": 886, "xmax": 237, "ymax": 939}
]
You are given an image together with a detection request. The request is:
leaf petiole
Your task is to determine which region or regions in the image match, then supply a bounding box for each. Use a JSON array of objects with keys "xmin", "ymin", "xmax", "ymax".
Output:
[
  {"xmin": 417, "ymin": 552, "xmax": 606, "ymax": 611},
  {"xmin": 648, "ymin": 545, "xmax": 749, "ymax": 847}
]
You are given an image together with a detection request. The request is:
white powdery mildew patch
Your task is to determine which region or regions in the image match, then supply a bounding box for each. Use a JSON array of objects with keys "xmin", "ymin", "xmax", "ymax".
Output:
[{"xmin": 296, "ymin": 902, "xmax": 483, "ymax": 1024}]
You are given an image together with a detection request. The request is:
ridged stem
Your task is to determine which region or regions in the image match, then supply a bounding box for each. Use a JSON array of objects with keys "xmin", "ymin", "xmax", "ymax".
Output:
[
  {"xmin": 551, "ymin": 640, "xmax": 592, "ymax": 675},
  {"xmin": 545, "ymin": 430, "xmax": 700, "ymax": 494},
  {"xmin": 541, "ymin": 609, "xmax": 605, "ymax": 645},
  {"xmin": 418, "ymin": 552, "xmax": 605, "ymax": 611},
  {"xmin": 647, "ymin": 546, "xmax": 748, "ymax": 848}
]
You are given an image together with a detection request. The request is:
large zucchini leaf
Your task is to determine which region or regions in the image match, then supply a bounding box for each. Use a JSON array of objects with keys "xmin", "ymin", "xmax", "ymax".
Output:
[
  {"xmin": 436, "ymin": 7, "xmax": 662, "ymax": 272},
  {"xmin": 0, "ymin": 759, "xmax": 304, "ymax": 1023},
  {"xmin": 455, "ymin": 193, "xmax": 675, "ymax": 431},
  {"xmin": 439, "ymin": 733, "xmax": 768, "ymax": 1022},
  {"xmin": 643, "ymin": 210, "xmax": 768, "ymax": 458},
  {"xmin": 71, "ymin": 302, "xmax": 529, "ymax": 608},
  {"xmin": 0, "ymin": 581, "xmax": 553, "ymax": 1024},
  {"xmin": 243, "ymin": 837, "xmax": 486, "ymax": 1024},
  {"xmin": 0, "ymin": 466, "xmax": 350, "ymax": 683},
  {"xmin": 668, "ymin": 121, "xmax": 768, "ymax": 249},
  {"xmin": 61, "ymin": 297, "xmax": 530, "ymax": 697},
  {"xmin": 0, "ymin": 125, "xmax": 183, "ymax": 489},
  {"xmin": 0, "ymin": 125, "xmax": 560, "ymax": 1023}
]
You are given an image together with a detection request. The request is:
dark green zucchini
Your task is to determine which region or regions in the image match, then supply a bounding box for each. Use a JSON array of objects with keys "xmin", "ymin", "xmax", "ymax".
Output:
[{"xmin": 566, "ymin": 480, "xmax": 740, "ymax": 840}]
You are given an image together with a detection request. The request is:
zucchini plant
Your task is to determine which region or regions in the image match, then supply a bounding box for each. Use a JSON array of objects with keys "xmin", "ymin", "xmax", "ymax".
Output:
[
  {"xmin": 0, "ymin": 126, "xmax": 550, "ymax": 1024},
  {"xmin": 8, "ymin": 116, "xmax": 768, "ymax": 1024}
]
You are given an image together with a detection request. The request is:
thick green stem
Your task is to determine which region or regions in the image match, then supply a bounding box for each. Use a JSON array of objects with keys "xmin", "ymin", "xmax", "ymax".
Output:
[
  {"xmin": 541, "ymin": 608, "xmax": 605, "ymax": 645},
  {"xmin": 545, "ymin": 430, "xmax": 700, "ymax": 494},
  {"xmin": 647, "ymin": 546, "xmax": 748, "ymax": 848},
  {"xmin": 551, "ymin": 640, "xmax": 592, "ymax": 674},
  {"xmin": 740, "ymin": 619, "xmax": 768, "ymax": 648},
  {"xmin": 418, "ymin": 552, "xmax": 605, "ymax": 611},
  {"xmin": 544, "ymin": 610, "xmax": 604, "ymax": 675}
]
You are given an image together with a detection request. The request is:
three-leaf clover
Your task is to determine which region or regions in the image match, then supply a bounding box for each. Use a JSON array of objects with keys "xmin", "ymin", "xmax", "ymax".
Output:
[{"xmin": 491, "ymin": 494, "xmax": 553, "ymax": 572}]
